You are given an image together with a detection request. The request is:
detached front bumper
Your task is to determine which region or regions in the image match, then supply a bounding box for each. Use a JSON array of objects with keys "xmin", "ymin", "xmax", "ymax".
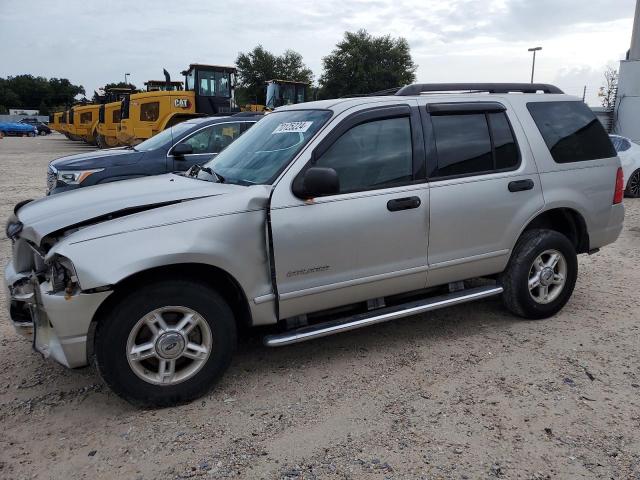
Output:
[{"xmin": 4, "ymin": 261, "xmax": 112, "ymax": 368}]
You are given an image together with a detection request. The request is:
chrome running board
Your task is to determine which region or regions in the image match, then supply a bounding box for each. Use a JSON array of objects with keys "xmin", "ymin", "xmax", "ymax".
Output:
[{"xmin": 264, "ymin": 285, "xmax": 503, "ymax": 347}]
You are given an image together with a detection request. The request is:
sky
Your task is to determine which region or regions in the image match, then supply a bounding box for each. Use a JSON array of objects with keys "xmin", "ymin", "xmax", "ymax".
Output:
[{"xmin": 0, "ymin": 0, "xmax": 636, "ymax": 106}]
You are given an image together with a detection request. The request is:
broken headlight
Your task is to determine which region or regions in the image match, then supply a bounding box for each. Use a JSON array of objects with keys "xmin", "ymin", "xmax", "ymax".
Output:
[{"xmin": 46, "ymin": 256, "xmax": 79, "ymax": 295}]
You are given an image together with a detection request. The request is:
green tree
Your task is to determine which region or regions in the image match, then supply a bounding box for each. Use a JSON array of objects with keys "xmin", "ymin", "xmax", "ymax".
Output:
[
  {"xmin": 319, "ymin": 29, "xmax": 417, "ymax": 99},
  {"xmin": 93, "ymin": 82, "xmax": 138, "ymax": 102},
  {"xmin": 0, "ymin": 75, "xmax": 85, "ymax": 111},
  {"xmin": 598, "ymin": 66, "xmax": 618, "ymax": 109},
  {"xmin": 47, "ymin": 77, "xmax": 85, "ymax": 106},
  {"xmin": 103, "ymin": 82, "xmax": 138, "ymax": 91},
  {"xmin": 38, "ymin": 100, "xmax": 49, "ymax": 115},
  {"xmin": 236, "ymin": 45, "xmax": 313, "ymax": 105}
]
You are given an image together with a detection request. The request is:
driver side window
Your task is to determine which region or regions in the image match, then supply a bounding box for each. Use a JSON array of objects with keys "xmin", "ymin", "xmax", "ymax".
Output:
[
  {"xmin": 178, "ymin": 123, "xmax": 243, "ymax": 155},
  {"xmin": 181, "ymin": 127, "xmax": 213, "ymax": 154},
  {"xmin": 314, "ymin": 116, "xmax": 413, "ymax": 193}
]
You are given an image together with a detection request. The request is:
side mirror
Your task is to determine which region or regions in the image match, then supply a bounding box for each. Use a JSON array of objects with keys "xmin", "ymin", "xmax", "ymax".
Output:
[
  {"xmin": 292, "ymin": 167, "xmax": 340, "ymax": 199},
  {"xmin": 172, "ymin": 143, "xmax": 193, "ymax": 158}
]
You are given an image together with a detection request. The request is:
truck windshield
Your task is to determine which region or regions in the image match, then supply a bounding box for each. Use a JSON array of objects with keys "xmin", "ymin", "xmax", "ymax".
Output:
[{"xmin": 206, "ymin": 110, "xmax": 332, "ymax": 185}]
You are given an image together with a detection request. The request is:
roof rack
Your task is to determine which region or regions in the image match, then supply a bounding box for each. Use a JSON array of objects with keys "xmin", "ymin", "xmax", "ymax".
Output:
[
  {"xmin": 342, "ymin": 87, "xmax": 402, "ymax": 98},
  {"xmin": 394, "ymin": 83, "xmax": 564, "ymax": 96}
]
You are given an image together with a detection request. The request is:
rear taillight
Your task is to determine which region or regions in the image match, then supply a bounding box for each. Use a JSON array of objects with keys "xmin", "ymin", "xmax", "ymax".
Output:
[{"xmin": 613, "ymin": 167, "xmax": 624, "ymax": 205}]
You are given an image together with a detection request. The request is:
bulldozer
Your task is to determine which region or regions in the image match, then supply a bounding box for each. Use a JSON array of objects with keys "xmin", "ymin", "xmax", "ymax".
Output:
[
  {"xmin": 117, "ymin": 64, "xmax": 238, "ymax": 145},
  {"xmin": 242, "ymin": 79, "xmax": 308, "ymax": 112},
  {"xmin": 95, "ymin": 87, "xmax": 136, "ymax": 148}
]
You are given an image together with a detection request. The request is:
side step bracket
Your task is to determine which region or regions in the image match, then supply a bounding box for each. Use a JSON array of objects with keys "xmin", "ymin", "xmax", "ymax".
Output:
[{"xmin": 263, "ymin": 285, "xmax": 503, "ymax": 347}]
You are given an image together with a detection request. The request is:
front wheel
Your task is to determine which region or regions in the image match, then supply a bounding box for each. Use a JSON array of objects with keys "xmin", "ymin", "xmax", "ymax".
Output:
[
  {"xmin": 501, "ymin": 229, "xmax": 578, "ymax": 319},
  {"xmin": 94, "ymin": 280, "xmax": 236, "ymax": 407},
  {"xmin": 626, "ymin": 168, "xmax": 640, "ymax": 198}
]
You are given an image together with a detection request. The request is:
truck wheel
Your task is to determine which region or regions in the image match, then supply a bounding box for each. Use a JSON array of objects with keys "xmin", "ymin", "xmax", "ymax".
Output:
[
  {"xmin": 501, "ymin": 229, "xmax": 577, "ymax": 320},
  {"xmin": 626, "ymin": 169, "xmax": 640, "ymax": 198},
  {"xmin": 95, "ymin": 280, "xmax": 236, "ymax": 407}
]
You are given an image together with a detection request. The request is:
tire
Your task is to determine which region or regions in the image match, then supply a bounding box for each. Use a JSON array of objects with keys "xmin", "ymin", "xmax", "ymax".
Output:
[
  {"xmin": 626, "ymin": 168, "xmax": 640, "ymax": 198},
  {"xmin": 501, "ymin": 229, "xmax": 578, "ymax": 320},
  {"xmin": 94, "ymin": 280, "xmax": 236, "ymax": 407}
]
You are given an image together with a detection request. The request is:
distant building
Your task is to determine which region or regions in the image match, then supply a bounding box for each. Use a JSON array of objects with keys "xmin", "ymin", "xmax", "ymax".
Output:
[{"xmin": 9, "ymin": 108, "xmax": 39, "ymax": 116}]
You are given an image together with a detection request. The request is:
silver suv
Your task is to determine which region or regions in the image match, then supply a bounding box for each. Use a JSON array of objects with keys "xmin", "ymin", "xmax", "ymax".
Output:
[{"xmin": 4, "ymin": 83, "xmax": 625, "ymax": 406}]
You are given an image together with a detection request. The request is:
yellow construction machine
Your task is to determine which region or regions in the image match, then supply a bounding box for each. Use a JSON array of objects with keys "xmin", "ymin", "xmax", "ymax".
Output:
[
  {"xmin": 48, "ymin": 112, "xmax": 64, "ymax": 133},
  {"xmin": 117, "ymin": 65, "xmax": 238, "ymax": 145},
  {"xmin": 242, "ymin": 79, "xmax": 308, "ymax": 112},
  {"xmin": 96, "ymin": 87, "xmax": 136, "ymax": 148}
]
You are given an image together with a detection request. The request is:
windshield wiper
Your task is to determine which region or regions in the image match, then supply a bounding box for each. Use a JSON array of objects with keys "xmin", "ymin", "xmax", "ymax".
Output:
[
  {"xmin": 124, "ymin": 145, "xmax": 137, "ymax": 151},
  {"xmin": 188, "ymin": 164, "xmax": 225, "ymax": 183}
]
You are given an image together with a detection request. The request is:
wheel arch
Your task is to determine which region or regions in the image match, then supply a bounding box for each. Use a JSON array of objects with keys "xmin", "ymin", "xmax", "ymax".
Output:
[
  {"xmin": 518, "ymin": 207, "xmax": 589, "ymax": 254},
  {"xmin": 86, "ymin": 263, "xmax": 252, "ymax": 363}
]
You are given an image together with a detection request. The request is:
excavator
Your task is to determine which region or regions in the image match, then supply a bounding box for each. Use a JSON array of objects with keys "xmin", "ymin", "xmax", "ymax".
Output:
[{"xmin": 117, "ymin": 65, "xmax": 238, "ymax": 145}]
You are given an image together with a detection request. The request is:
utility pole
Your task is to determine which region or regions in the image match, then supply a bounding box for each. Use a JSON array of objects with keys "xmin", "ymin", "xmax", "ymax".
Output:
[{"xmin": 528, "ymin": 47, "xmax": 542, "ymax": 83}]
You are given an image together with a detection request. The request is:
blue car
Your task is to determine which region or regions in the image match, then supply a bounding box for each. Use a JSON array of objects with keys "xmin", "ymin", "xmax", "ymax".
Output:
[
  {"xmin": 0, "ymin": 122, "xmax": 38, "ymax": 137},
  {"xmin": 47, "ymin": 113, "xmax": 261, "ymax": 194}
]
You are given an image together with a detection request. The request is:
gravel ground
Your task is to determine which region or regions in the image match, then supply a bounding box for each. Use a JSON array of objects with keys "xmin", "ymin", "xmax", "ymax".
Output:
[{"xmin": 0, "ymin": 134, "xmax": 639, "ymax": 480}]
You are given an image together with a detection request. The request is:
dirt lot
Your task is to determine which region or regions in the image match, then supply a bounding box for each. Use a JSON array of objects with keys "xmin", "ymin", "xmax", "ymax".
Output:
[{"xmin": 0, "ymin": 134, "xmax": 639, "ymax": 480}]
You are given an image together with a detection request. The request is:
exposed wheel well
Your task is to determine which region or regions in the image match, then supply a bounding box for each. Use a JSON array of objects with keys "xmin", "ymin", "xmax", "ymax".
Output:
[
  {"xmin": 87, "ymin": 263, "xmax": 252, "ymax": 362},
  {"xmin": 522, "ymin": 208, "xmax": 589, "ymax": 254}
]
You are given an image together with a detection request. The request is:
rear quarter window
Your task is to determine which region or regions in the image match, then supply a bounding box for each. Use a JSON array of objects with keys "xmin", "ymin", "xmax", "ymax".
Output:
[{"xmin": 527, "ymin": 101, "xmax": 616, "ymax": 163}]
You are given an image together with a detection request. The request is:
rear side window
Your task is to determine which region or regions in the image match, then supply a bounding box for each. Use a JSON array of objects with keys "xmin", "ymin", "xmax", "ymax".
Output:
[
  {"xmin": 431, "ymin": 111, "xmax": 519, "ymax": 178},
  {"xmin": 527, "ymin": 101, "xmax": 616, "ymax": 163},
  {"xmin": 80, "ymin": 112, "xmax": 92, "ymax": 124}
]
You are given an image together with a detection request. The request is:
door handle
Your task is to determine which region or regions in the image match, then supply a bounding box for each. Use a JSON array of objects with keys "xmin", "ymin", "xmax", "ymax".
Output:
[
  {"xmin": 508, "ymin": 179, "xmax": 534, "ymax": 192},
  {"xmin": 387, "ymin": 196, "xmax": 421, "ymax": 212}
]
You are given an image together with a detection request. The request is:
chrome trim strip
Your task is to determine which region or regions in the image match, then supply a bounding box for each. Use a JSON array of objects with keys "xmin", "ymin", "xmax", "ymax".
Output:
[
  {"xmin": 253, "ymin": 293, "xmax": 276, "ymax": 305},
  {"xmin": 428, "ymin": 249, "xmax": 510, "ymax": 270},
  {"xmin": 278, "ymin": 264, "xmax": 429, "ymax": 301},
  {"xmin": 264, "ymin": 285, "xmax": 504, "ymax": 347}
]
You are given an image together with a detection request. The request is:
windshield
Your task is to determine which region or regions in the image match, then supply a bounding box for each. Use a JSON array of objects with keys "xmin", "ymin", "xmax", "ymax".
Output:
[
  {"xmin": 198, "ymin": 70, "xmax": 231, "ymax": 97},
  {"xmin": 135, "ymin": 122, "xmax": 195, "ymax": 151},
  {"xmin": 205, "ymin": 110, "xmax": 332, "ymax": 185}
]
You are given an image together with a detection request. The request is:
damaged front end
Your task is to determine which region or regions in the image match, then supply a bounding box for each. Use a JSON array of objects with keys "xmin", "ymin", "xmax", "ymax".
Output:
[{"xmin": 4, "ymin": 223, "xmax": 111, "ymax": 368}]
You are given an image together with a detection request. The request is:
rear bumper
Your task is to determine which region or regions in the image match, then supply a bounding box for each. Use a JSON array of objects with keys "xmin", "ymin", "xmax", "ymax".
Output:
[
  {"xmin": 4, "ymin": 261, "xmax": 112, "ymax": 368},
  {"xmin": 590, "ymin": 203, "xmax": 625, "ymax": 250}
]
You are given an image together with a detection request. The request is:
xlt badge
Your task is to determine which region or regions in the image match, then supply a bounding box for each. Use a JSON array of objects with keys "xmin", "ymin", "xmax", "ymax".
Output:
[{"xmin": 286, "ymin": 265, "xmax": 330, "ymax": 278}]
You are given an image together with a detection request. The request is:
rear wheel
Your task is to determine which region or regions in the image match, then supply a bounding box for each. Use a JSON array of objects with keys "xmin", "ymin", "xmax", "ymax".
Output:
[
  {"xmin": 626, "ymin": 168, "xmax": 640, "ymax": 198},
  {"xmin": 95, "ymin": 280, "xmax": 236, "ymax": 407},
  {"xmin": 501, "ymin": 229, "xmax": 577, "ymax": 319}
]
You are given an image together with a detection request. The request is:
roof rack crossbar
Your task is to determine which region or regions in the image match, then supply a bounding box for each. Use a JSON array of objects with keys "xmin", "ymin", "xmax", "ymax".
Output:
[{"xmin": 395, "ymin": 83, "xmax": 564, "ymax": 96}]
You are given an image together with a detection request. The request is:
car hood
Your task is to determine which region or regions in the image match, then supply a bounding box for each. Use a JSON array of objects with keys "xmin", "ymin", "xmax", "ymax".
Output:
[
  {"xmin": 49, "ymin": 147, "xmax": 145, "ymax": 169},
  {"xmin": 16, "ymin": 173, "xmax": 243, "ymax": 244}
]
